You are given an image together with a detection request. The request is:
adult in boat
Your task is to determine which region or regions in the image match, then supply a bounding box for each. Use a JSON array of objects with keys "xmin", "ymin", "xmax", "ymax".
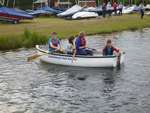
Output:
[
  {"xmin": 103, "ymin": 39, "xmax": 120, "ymax": 56},
  {"xmin": 75, "ymin": 32, "xmax": 93, "ymax": 56},
  {"xmin": 65, "ymin": 36, "xmax": 75, "ymax": 54},
  {"xmin": 48, "ymin": 32, "xmax": 62, "ymax": 53}
]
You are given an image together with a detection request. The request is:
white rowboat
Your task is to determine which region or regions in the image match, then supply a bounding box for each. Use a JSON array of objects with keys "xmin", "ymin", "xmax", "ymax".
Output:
[{"xmin": 36, "ymin": 45, "xmax": 125, "ymax": 68}]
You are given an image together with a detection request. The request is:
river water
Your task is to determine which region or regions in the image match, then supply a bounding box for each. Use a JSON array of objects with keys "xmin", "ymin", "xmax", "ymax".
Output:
[{"xmin": 0, "ymin": 29, "xmax": 150, "ymax": 113}]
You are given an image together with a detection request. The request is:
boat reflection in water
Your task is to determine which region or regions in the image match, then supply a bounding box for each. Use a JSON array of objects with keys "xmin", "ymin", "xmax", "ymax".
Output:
[{"xmin": 39, "ymin": 61, "xmax": 124, "ymax": 95}]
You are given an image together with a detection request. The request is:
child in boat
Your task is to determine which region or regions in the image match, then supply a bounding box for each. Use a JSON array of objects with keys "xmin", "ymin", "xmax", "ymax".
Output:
[
  {"xmin": 65, "ymin": 36, "xmax": 75, "ymax": 54},
  {"xmin": 48, "ymin": 32, "xmax": 62, "ymax": 53},
  {"xmin": 75, "ymin": 32, "xmax": 93, "ymax": 56},
  {"xmin": 103, "ymin": 39, "xmax": 120, "ymax": 56}
]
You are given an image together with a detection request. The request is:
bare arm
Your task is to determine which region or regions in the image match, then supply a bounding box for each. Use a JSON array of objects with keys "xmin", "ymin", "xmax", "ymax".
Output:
[
  {"xmin": 50, "ymin": 42, "xmax": 59, "ymax": 49},
  {"xmin": 72, "ymin": 48, "xmax": 76, "ymax": 62},
  {"xmin": 113, "ymin": 47, "xmax": 120, "ymax": 56}
]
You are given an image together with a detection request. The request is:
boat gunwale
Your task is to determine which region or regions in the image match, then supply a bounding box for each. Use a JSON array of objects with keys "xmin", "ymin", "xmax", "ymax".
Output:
[{"xmin": 49, "ymin": 53, "xmax": 117, "ymax": 58}]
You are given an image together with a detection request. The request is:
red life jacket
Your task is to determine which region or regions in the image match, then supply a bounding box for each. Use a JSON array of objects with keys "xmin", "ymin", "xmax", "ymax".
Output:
[
  {"xmin": 80, "ymin": 37, "xmax": 86, "ymax": 47},
  {"xmin": 51, "ymin": 36, "xmax": 58, "ymax": 47},
  {"xmin": 103, "ymin": 46, "xmax": 119, "ymax": 55},
  {"xmin": 113, "ymin": 3, "xmax": 117, "ymax": 9}
]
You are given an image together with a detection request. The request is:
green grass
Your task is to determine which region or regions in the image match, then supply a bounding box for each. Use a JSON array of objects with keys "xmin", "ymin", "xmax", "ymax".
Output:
[
  {"xmin": 0, "ymin": 14, "xmax": 150, "ymax": 50},
  {"xmin": 0, "ymin": 29, "xmax": 48, "ymax": 50}
]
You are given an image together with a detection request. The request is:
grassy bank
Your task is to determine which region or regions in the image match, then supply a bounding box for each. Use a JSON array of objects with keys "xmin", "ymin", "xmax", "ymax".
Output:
[
  {"xmin": 0, "ymin": 29, "xmax": 48, "ymax": 50},
  {"xmin": 0, "ymin": 14, "xmax": 150, "ymax": 50}
]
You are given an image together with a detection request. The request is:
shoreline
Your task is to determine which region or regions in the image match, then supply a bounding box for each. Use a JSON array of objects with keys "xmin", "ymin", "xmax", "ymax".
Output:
[{"xmin": 0, "ymin": 14, "xmax": 150, "ymax": 51}]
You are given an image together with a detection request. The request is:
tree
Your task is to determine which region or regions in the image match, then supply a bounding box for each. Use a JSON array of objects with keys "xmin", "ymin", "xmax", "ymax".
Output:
[{"xmin": 0, "ymin": 0, "xmax": 5, "ymax": 6}]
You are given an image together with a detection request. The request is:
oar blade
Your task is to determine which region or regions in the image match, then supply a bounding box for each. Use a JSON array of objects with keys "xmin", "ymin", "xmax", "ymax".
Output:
[{"xmin": 27, "ymin": 53, "xmax": 41, "ymax": 62}]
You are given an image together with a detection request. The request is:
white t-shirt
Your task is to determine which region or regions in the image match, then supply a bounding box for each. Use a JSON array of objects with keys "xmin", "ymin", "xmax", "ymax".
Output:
[
  {"xmin": 65, "ymin": 43, "xmax": 75, "ymax": 53},
  {"xmin": 118, "ymin": 4, "xmax": 123, "ymax": 9}
]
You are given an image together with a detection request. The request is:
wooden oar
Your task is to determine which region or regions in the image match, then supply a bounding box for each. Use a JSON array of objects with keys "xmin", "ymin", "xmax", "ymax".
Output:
[
  {"xmin": 117, "ymin": 53, "xmax": 121, "ymax": 67},
  {"xmin": 27, "ymin": 45, "xmax": 48, "ymax": 62},
  {"xmin": 27, "ymin": 53, "xmax": 39, "ymax": 62},
  {"xmin": 27, "ymin": 52, "xmax": 45, "ymax": 62}
]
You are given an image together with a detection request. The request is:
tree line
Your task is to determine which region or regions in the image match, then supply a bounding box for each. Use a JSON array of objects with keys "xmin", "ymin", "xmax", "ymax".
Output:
[{"xmin": 1, "ymin": 0, "xmax": 150, "ymax": 9}]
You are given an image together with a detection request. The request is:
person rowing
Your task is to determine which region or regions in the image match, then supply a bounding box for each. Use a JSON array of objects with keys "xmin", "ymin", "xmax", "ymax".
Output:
[
  {"xmin": 48, "ymin": 32, "xmax": 63, "ymax": 53},
  {"xmin": 74, "ymin": 32, "xmax": 93, "ymax": 56},
  {"xmin": 103, "ymin": 39, "xmax": 120, "ymax": 56}
]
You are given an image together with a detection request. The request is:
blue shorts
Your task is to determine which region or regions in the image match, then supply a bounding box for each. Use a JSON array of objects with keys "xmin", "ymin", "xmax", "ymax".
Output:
[{"xmin": 76, "ymin": 48, "xmax": 93, "ymax": 56}]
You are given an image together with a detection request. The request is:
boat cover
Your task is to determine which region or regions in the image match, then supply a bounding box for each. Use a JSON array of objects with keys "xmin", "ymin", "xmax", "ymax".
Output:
[
  {"xmin": 0, "ymin": 7, "xmax": 33, "ymax": 19},
  {"xmin": 57, "ymin": 5, "xmax": 83, "ymax": 17},
  {"xmin": 72, "ymin": 11, "xmax": 98, "ymax": 19},
  {"xmin": 39, "ymin": 6, "xmax": 63, "ymax": 14},
  {"xmin": 28, "ymin": 9, "xmax": 50, "ymax": 15},
  {"xmin": 122, "ymin": 5, "xmax": 139, "ymax": 14},
  {"xmin": 145, "ymin": 4, "xmax": 150, "ymax": 10}
]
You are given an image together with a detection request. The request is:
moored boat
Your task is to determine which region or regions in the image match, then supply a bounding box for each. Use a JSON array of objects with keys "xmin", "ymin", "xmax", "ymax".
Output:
[
  {"xmin": 122, "ymin": 5, "xmax": 139, "ymax": 14},
  {"xmin": 72, "ymin": 11, "xmax": 98, "ymax": 19},
  {"xmin": 0, "ymin": 7, "xmax": 33, "ymax": 24},
  {"xmin": 36, "ymin": 45, "xmax": 125, "ymax": 68},
  {"xmin": 57, "ymin": 5, "xmax": 83, "ymax": 17}
]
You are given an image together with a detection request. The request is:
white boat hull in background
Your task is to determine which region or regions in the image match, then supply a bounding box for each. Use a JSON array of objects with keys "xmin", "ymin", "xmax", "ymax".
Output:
[
  {"xmin": 145, "ymin": 11, "xmax": 150, "ymax": 15},
  {"xmin": 57, "ymin": 5, "xmax": 83, "ymax": 17},
  {"xmin": 122, "ymin": 5, "xmax": 139, "ymax": 14},
  {"xmin": 144, "ymin": 4, "xmax": 150, "ymax": 11},
  {"xmin": 72, "ymin": 11, "xmax": 98, "ymax": 19}
]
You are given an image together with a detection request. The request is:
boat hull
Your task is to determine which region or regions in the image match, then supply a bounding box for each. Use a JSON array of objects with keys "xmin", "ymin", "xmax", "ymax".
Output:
[
  {"xmin": 40, "ymin": 53, "xmax": 124, "ymax": 68},
  {"xmin": 36, "ymin": 45, "xmax": 125, "ymax": 68}
]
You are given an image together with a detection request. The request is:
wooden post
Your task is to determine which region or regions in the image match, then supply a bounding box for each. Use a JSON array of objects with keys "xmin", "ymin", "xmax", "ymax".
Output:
[
  {"xmin": 13, "ymin": 0, "xmax": 16, "ymax": 8},
  {"xmin": 0, "ymin": 0, "xmax": 5, "ymax": 6},
  {"xmin": 57, "ymin": 0, "xmax": 60, "ymax": 7},
  {"xmin": 41, "ymin": 1, "xmax": 42, "ymax": 8},
  {"xmin": 96, "ymin": 0, "xmax": 100, "ymax": 6},
  {"xmin": 6, "ymin": 0, "xmax": 9, "ymax": 7},
  {"xmin": 32, "ymin": 0, "xmax": 34, "ymax": 10}
]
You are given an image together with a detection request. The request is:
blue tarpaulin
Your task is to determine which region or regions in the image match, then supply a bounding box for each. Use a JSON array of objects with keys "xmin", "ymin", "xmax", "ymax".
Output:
[
  {"xmin": 0, "ymin": 7, "xmax": 33, "ymax": 19},
  {"xmin": 38, "ymin": 6, "xmax": 63, "ymax": 14},
  {"xmin": 29, "ymin": 6, "xmax": 63, "ymax": 16}
]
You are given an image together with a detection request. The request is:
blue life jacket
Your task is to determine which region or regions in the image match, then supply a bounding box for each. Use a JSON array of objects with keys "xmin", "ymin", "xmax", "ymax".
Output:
[
  {"xmin": 103, "ymin": 46, "xmax": 114, "ymax": 55},
  {"xmin": 75, "ymin": 37, "xmax": 86, "ymax": 50},
  {"xmin": 48, "ymin": 36, "xmax": 60, "ymax": 51}
]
